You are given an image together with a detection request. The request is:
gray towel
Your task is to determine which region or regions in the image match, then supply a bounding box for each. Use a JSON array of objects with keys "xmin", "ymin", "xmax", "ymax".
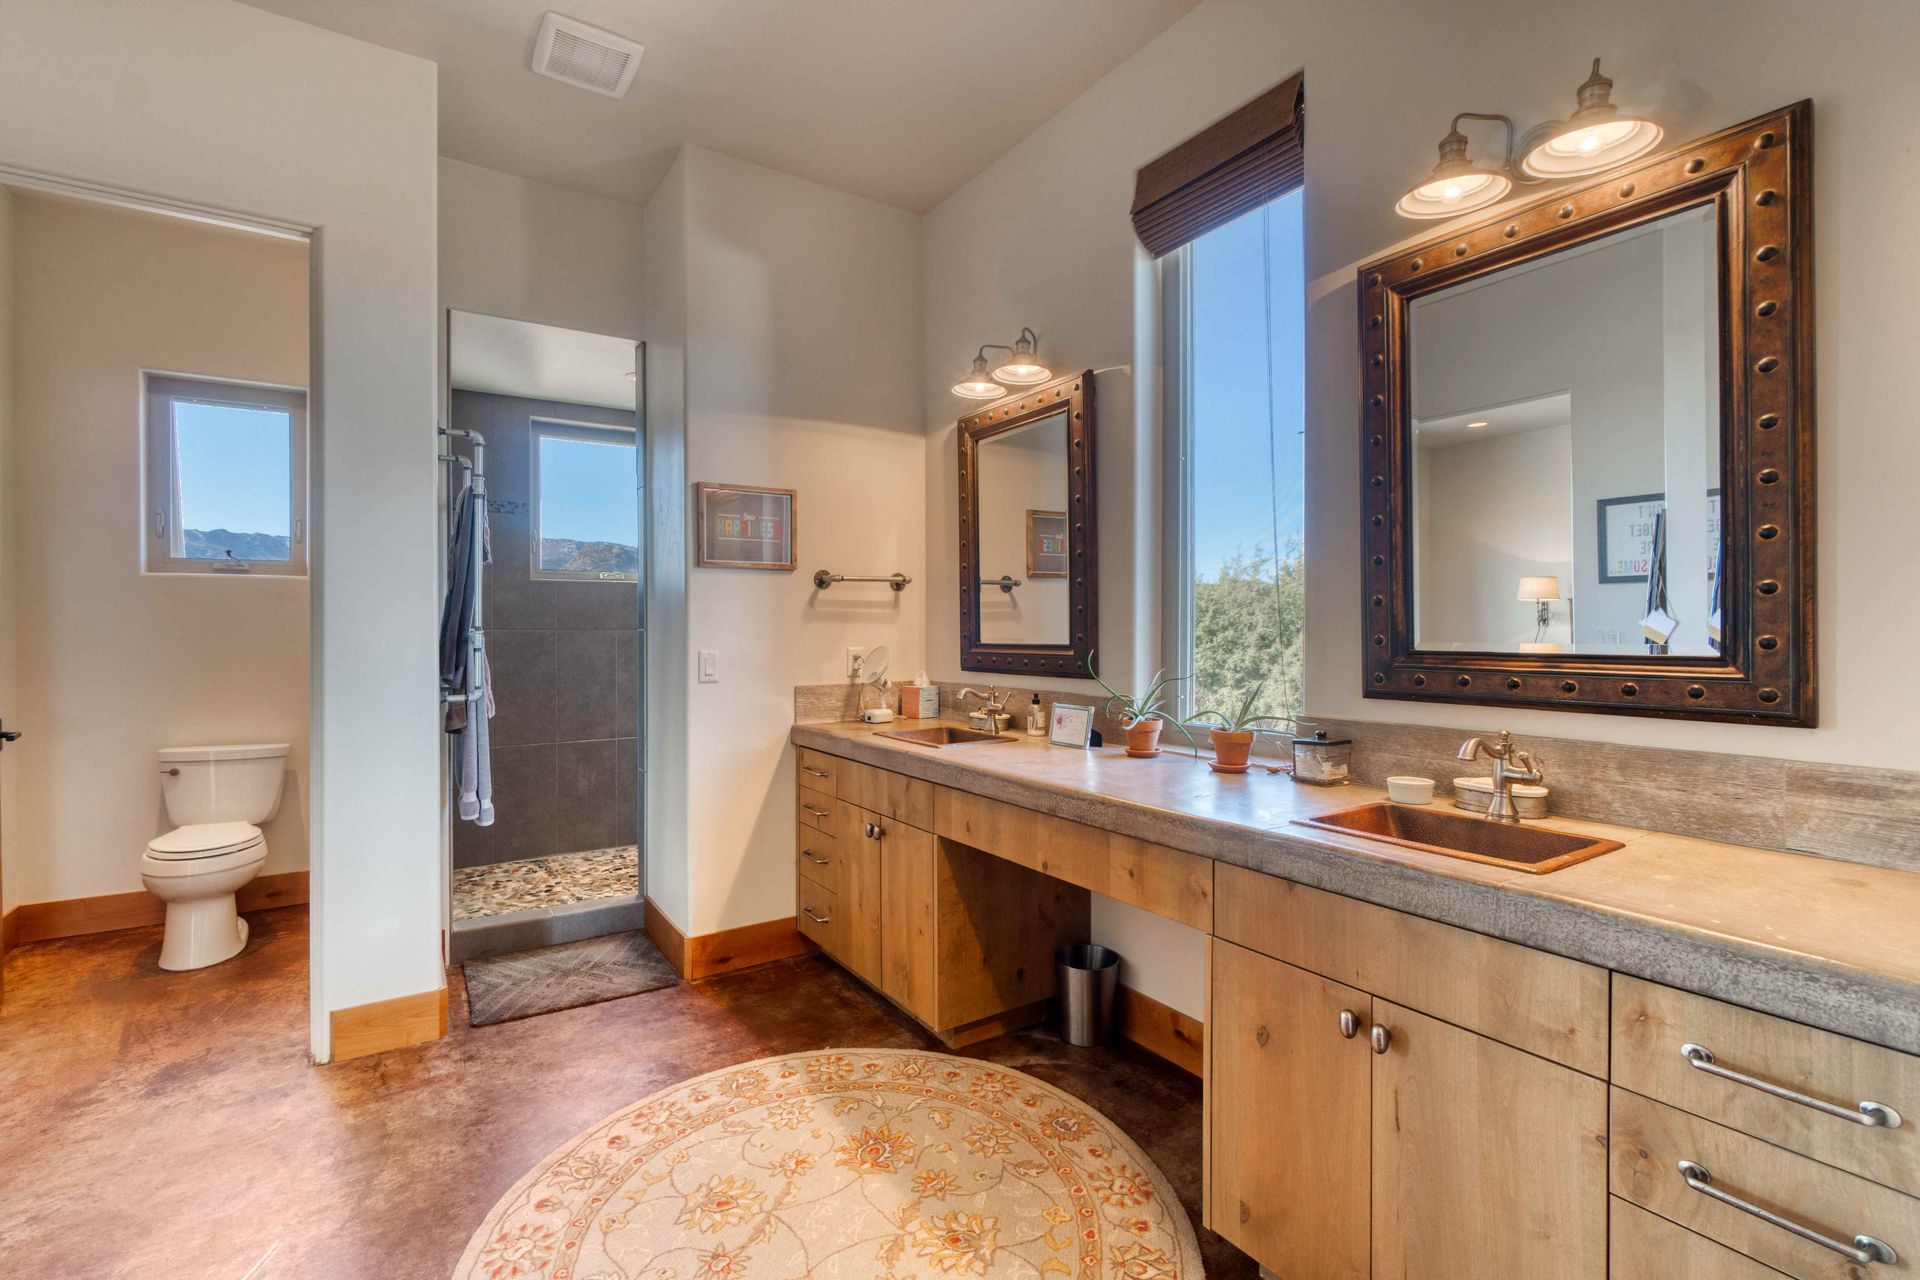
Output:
[
  {"xmin": 455, "ymin": 647, "xmax": 496, "ymax": 825},
  {"xmin": 443, "ymin": 477, "xmax": 496, "ymax": 825}
]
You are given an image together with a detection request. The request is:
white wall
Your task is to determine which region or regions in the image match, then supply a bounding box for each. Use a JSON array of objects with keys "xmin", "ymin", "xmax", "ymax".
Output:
[
  {"xmin": 920, "ymin": 0, "xmax": 1920, "ymax": 1015},
  {"xmin": 0, "ymin": 189, "xmax": 16, "ymax": 912},
  {"xmin": 440, "ymin": 158, "xmax": 644, "ymax": 341},
  {"xmin": 5, "ymin": 193, "xmax": 310, "ymax": 910},
  {"xmin": 0, "ymin": 0, "xmax": 440, "ymax": 1061},
  {"xmin": 647, "ymin": 145, "xmax": 924, "ymax": 936}
]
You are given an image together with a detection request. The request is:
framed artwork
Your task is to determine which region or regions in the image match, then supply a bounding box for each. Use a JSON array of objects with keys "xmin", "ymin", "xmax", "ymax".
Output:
[
  {"xmin": 1047, "ymin": 702, "xmax": 1094, "ymax": 749},
  {"xmin": 1597, "ymin": 490, "xmax": 1723, "ymax": 584},
  {"xmin": 695, "ymin": 483, "xmax": 795, "ymax": 571},
  {"xmin": 1026, "ymin": 510, "xmax": 1068, "ymax": 578}
]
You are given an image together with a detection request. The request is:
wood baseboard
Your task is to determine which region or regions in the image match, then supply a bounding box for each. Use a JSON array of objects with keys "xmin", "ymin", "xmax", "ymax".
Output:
[
  {"xmin": 644, "ymin": 898, "xmax": 809, "ymax": 981},
  {"xmin": 327, "ymin": 985, "xmax": 448, "ymax": 1063},
  {"xmin": 1116, "ymin": 983, "xmax": 1204, "ymax": 1076},
  {"xmin": 6, "ymin": 870, "xmax": 309, "ymax": 947}
]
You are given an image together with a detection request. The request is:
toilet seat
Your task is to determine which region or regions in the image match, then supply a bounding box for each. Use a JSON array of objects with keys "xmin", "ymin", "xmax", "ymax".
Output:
[{"xmin": 146, "ymin": 821, "xmax": 265, "ymax": 861}]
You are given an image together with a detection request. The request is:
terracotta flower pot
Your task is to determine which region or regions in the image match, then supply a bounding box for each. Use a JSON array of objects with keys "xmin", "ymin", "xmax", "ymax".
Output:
[
  {"xmin": 1124, "ymin": 716, "xmax": 1165, "ymax": 758},
  {"xmin": 1209, "ymin": 729, "xmax": 1255, "ymax": 773}
]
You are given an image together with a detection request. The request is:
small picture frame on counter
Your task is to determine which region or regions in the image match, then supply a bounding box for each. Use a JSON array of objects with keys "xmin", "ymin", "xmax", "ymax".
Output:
[{"xmin": 1047, "ymin": 702, "xmax": 1094, "ymax": 749}]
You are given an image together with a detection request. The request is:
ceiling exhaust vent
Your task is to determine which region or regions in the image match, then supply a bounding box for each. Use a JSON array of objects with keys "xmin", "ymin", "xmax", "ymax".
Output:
[{"xmin": 531, "ymin": 12, "xmax": 644, "ymax": 98}]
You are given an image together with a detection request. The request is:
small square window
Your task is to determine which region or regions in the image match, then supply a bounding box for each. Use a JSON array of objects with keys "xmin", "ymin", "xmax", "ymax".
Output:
[
  {"xmin": 531, "ymin": 418, "xmax": 639, "ymax": 582},
  {"xmin": 144, "ymin": 374, "xmax": 307, "ymax": 576}
]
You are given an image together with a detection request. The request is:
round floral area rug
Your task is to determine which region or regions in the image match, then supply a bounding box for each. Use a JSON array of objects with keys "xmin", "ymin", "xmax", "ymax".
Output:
[{"xmin": 454, "ymin": 1047, "xmax": 1203, "ymax": 1280}]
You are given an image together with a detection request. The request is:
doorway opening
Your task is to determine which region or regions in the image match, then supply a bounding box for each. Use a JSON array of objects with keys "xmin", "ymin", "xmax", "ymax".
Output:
[{"xmin": 443, "ymin": 311, "xmax": 645, "ymax": 960}]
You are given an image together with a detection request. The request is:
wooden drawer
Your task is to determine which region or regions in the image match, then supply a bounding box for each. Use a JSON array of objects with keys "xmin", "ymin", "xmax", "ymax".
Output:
[
  {"xmin": 797, "ymin": 877, "xmax": 842, "ymax": 956},
  {"xmin": 840, "ymin": 759, "xmax": 934, "ymax": 829},
  {"xmin": 935, "ymin": 788, "xmax": 1213, "ymax": 931},
  {"xmin": 795, "ymin": 823, "xmax": 844, "ymax": 897},
  {"xmin": 797, "ymin": 787, "xmax": 841, "ymax": 838},
  {"xmin": 795, "ymin": 747, "xmax": 840, "ymax": 796},
  {"xmin": 1610, "ymin": 1198, "xmax": 1786, "ymax": 1280},
  {"xmin": 1611, "ymin": 1088, "xmax": 1920, "ymax": 1278},
  {"xmin": 1614, "ymin": 976, "xmax": 1920, "ymax": 1197},
  {"xmin": 1214, "ymin": 863, "xmax": 1608, "ymax": 1074}
]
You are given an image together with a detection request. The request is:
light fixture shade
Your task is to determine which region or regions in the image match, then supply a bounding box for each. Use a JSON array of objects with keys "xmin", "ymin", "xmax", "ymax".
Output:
[
  {"xmin": 1520, "ymin": 60, "xmax": 1662, "ymax": 178},
  {"xmin": 951, "ymin": 354, "xmax": 1005, "ymax": 400},
  {"xmin": 1395, "ymin": 127, "xmax": 1513, "ymax": 220},
  {"xmin": 991, "ymin": 329, "xmax": 1051, "ymax": 385},
  {"xmin": 1517, "ymin": 575, "xmax": 1562, "ymax": 602}
]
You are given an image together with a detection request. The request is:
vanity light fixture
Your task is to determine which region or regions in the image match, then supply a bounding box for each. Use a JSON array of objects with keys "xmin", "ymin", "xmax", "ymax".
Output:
[
  {"xmin": 952, "ymin": 328, "xmax": 1052, "ymax": 399},
  {"xmin": 1518, "ymin": 575, "xmax": 1562, "ymax": 642},
  {"xmin": 1520, "ymin": 60, "xmax": 1663, "ymax": 179},
  {"xmin": 951, "ymin": 352, "xmax": 1006, "ymax": 400},
  {"xmin": 991, "ymin": 327, "xmax": 1051, "ymax": 385},
  {"xmin": 1395, "ymin": 59, "xmax": 1662, "ymax": 219}
]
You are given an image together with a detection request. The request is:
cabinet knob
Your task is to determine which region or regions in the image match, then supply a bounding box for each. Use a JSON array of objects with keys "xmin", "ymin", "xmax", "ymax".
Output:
[
  {"xmin": 1370, "ymin": 1024, "xmax": 1393, "ymax": 1055},
  {"xmin": 1238, "ymin": 1200, "xmax": 1250, "ymax": 1224},
  {"xmin": 1255, "ymin": 1025, "xmax": 1270, "ymax": 1047},
  {"xmin": 1339, "ymin": 1009, "xmax": 1360, "ymax": 1039}
]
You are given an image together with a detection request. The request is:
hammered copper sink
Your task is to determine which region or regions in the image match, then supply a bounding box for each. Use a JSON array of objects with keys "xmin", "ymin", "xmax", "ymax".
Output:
[
  {"xmin": 1294, "ymin": 802, "xmax": 1622, "ymax": 874},
  {"xmin": 877, "ymin": 724, "xmax": 1017, "ymax": 747}
]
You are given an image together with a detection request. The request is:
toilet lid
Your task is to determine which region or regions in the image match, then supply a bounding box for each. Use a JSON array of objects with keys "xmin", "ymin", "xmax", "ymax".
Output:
[{"xmin": 147, "ymin": 821, "xmax": 264, "ymax": 860}]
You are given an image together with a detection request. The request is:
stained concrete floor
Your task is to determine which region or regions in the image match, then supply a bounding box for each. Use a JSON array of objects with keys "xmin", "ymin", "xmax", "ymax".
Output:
[{"xmin": 0, "ymin": 906, "xmax": 1254, "ymax": 1279}]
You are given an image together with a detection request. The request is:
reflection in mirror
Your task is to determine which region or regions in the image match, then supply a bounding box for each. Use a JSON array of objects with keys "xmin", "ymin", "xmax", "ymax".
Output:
[
  {"xmin": 1409, "ymin": 204, "xmax": 1721, "ymax": 657},
  {"xmin": 974, "ymin": 409, "xmax": 1069, "ymax": 645}
]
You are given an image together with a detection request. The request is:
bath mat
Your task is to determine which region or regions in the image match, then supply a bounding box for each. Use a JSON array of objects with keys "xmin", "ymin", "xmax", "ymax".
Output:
[
  {"xmin": 454, "ymin": 1047, "xmax": 1203, "ymax": 1279},
  {"xmin": 461, "ymin": 930, "xmax": 678, "ymax": 1027}
]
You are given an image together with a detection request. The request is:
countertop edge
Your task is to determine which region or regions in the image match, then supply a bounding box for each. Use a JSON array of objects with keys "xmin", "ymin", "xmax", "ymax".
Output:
[{"xmin": 792, "ymin": 722, "xmax": 1920, "ymax": 1056}]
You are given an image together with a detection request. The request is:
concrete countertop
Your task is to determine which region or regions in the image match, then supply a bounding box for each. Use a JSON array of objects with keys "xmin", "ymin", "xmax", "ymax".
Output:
[{"xmin": 793, "ymin": 719, "xmax": 1920, "ymax": 1055}]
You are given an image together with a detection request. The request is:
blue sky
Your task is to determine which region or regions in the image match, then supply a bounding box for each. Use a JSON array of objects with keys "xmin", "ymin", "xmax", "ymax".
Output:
[
  {"xmin": 1189, "ymin": 189, "xmax": 1306, "ymax": 580},
  {"xmin": 539, "ymin": 433, "xmax": 639, "ymax": 546},
  {"xmin": 174, "ymin": 402, "xmax": 291, "ymax": 535}
]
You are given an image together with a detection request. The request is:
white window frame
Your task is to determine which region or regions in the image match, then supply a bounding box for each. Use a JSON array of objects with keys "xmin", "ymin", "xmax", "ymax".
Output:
[
  {"xmin": 142, "ymin": 371, "xmax": 308, "ymax": 577},
  {"xmin": 529, "ymin": 416, "xmax": 640, "ymax": 583}
]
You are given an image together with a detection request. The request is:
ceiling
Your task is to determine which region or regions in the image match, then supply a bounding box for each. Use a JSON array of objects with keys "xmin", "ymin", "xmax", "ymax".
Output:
[
  {"xmin": 235, "ymin": 0, "xmax": 1200, "ymax": 212},
  {"xmin": 1415, "ymin": 391, "xmax": 1572, "ymax": 448},
  {"xmin": 450, "ymin": 310, "xmax": 638, "ymax": 409}
]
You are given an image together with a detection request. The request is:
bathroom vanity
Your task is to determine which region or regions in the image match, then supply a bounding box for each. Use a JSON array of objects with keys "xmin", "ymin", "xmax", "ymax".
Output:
[{"xmin": 791, "ymin": 721, "xmax": 1920, "ymax": 1280}]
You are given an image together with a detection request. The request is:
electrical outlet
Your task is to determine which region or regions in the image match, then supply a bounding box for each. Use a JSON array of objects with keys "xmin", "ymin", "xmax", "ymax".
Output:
[
  {"xmin": 846, "ymin": 646, "xmax": 866, "ymax": 679},
  {"xmin": 698, "ymin": 649, "xmax": 719, "ymax": 683},
  {"xmin": 1595, "ymin": 627, "xmax": 1620, "ymax": 645}
]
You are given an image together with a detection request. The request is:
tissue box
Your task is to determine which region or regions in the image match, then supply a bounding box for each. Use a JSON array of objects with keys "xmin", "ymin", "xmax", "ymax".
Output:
[{"xmin": 901, "ymin": 686, "xmax": 940, "ymax": 719}]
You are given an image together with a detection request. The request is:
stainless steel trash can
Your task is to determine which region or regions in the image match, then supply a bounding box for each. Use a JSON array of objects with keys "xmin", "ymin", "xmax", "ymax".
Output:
[{"xmin": 1055, "ymin": 944, "xmax": 1119, "ymax": 1046}]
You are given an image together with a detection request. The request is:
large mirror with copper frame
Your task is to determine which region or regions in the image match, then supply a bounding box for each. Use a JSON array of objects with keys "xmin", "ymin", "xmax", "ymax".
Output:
[
  {"xmin": 1358, "ymin": 102, "xmax": 1813, "ymax": 724},
  {"xmin": 958, "ymin": 371, "xmax": 1097, "ymax": 676}
]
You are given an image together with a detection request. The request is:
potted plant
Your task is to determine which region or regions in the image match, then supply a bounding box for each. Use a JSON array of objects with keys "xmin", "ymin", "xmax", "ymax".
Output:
[
  {"xmin": 1085, "ymin": 652, "xmax": 1197, "ymax": 759},
  {"xmin": 1190, "ymin": 683, "xmax": 1291, "ymax": 774}
]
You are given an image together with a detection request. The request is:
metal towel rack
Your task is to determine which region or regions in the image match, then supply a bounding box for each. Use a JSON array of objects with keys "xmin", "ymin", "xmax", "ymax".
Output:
[
  {"xmin": 979, "ymin": 575, "xmax": 1022, "ymax": 593},
  {"xmin": 439, "ymin": 427, "xmax": 487, "ymax": 707},
  {"xmin": 813, "ymin": 570, "xmax": 911, "ymax": 592}
]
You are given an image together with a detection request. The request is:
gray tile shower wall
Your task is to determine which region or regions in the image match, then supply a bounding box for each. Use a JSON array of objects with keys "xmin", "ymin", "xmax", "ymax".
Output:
[{"xmin": 452, "ymin": 389, "xmax": 639, "ymax": 871}]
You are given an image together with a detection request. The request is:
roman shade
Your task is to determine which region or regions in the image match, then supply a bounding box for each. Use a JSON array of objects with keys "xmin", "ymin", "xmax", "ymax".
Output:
[{"xmin": 1131, "ymin": 73, "xmax": 1304, "ymax": 258}]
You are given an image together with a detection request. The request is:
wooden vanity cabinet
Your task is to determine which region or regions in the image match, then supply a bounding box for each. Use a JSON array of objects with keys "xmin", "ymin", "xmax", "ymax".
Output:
[{"xmin": 1207, "ymin": 865, "xmax": 1609, "ymax": 1280}]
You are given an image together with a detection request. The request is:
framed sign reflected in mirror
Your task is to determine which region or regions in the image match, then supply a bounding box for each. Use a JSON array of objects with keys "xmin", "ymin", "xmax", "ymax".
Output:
[
  {"xmin": 958, "ymin": 372, "xmax": 1096, "ymax": 676},
  {"xmin": 1358, "ymin": 102, "xmax": 1813, "ymax": 723}
]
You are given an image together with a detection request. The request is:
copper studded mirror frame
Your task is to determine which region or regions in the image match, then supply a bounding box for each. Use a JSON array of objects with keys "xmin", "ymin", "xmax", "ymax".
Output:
[
  {"xmin": 958, "ymin": 371, "xmax": 1097, "ymax": 677},
  {"xmin": 1358, "ymin": 102, "xmax": 1814, "ymax": 724}
]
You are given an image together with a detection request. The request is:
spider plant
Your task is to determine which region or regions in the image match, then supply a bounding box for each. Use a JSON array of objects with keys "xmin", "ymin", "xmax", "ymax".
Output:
[{"xmin": 1085, "ymin": 652, "xmax": 1202, "ymax": 753}]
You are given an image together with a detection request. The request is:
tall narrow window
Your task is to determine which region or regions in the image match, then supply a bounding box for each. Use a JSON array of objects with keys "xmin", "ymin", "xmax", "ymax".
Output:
[
  {"xmin": 144, "ymin": 374, "xmax": 307, "ymax": 575},
  {"xmin": 1164, "ymin": 188, "xmax": 1306, "ymax": 722},
  {"xmin": 531, "ymin": 418, "xmax": 639, "ymax": 581}
]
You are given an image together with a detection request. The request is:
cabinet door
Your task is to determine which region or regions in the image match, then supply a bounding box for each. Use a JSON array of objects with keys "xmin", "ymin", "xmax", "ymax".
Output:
[
  {"xmin": 1371, "ymin": 1000, "xmax": 1608, "ymax": 1280},
  {"xmin": 839, "ymin": 808, "xmax": 883, "ymax": 987},
  {"xmin": 879, "ymin": 818, "xmax": 937, "ymax": 1024},
  {"xmin": 1207, "ymin": 939, "xmax": 1372, "ymax": 1279}
]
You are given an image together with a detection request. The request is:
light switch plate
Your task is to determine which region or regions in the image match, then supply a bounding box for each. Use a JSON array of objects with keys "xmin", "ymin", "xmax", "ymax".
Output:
[{"xmin": 698, "ymin": 649, "xmax": 719, "ymax": 683}]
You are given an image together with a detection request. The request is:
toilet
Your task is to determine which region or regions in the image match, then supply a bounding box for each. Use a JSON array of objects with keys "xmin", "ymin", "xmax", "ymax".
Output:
[{"xmin": 140, "ymin": 743, "xmax": 290, "ymax": 971}]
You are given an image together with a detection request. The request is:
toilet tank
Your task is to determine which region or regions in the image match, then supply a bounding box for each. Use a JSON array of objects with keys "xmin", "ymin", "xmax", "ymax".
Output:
[{"xmin": 159, "ymin": 743, "xmax": 291, "ymax": 826}]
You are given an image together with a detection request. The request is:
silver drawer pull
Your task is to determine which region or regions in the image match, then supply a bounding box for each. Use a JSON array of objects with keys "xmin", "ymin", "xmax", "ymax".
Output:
[
  {"xmin": 801, "ymin": 766, "xmax": 830, "ymax": 778},
  {"xmin": 801, "ymin": 804, "xmax": 829, "ymax": 819},
  {"xmin": 801, "ymin": 850, "xmax": 830, "ymax": 866},
  {"xmin": 1681, "ymin": 1043, "xmax": 1903, "ymax": 1129},
  {"xmin": 1677, "ymin": 1160, "xmax": 1898, "ymax": 1265},
  {"xmin": 801, "ymin": 907, "xmax": 831, "ymax": 925}
]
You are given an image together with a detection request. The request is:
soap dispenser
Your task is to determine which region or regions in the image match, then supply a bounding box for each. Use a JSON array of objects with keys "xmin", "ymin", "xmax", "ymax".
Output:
[{"xmin": 1027, "ymin": 693, "xmax": 1045, "ymax": 736}]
